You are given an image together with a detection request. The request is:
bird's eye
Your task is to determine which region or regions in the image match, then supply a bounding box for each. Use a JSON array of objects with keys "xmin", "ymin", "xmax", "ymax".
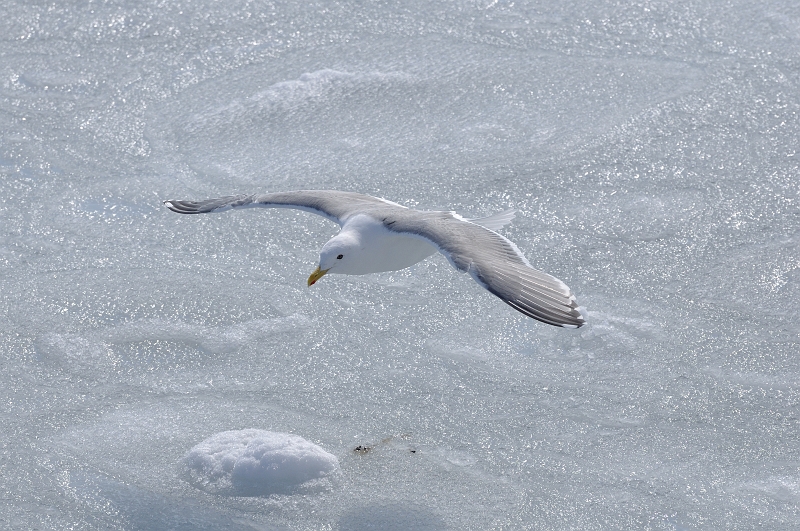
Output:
[{"xmin": 337, "ymin": 254, "xmax": 343, "ymax": 259}]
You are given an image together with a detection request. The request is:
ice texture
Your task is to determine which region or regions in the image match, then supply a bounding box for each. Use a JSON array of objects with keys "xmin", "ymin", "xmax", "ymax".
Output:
[
  {"xmin": 182, "ymin": 429, "xmax": 339, "ymax": 496},
  {"xmin": 1, "ymin": 0, "xmax": 800, "ymax": 530}
]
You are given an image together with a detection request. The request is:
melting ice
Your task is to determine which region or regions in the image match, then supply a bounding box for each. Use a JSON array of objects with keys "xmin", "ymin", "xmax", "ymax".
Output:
[{"xmin": 1, "ymin": 0, "xmax": 799, "ymax": 530}]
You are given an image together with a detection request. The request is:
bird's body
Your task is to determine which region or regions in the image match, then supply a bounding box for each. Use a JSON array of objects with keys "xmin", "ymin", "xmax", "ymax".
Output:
[
  {"xmin": 164, "ymin": 190, "xmax": 584, "ymax": 328},
  {"xmin": 327, "ymin": 214, "xmax": 438, "ymax": 274}
]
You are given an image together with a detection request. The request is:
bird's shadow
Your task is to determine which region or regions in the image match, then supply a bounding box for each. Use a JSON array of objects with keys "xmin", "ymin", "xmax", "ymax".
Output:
[{"xmin": 337, "ymin": 503, "xmax": 447, "ymax": 531}]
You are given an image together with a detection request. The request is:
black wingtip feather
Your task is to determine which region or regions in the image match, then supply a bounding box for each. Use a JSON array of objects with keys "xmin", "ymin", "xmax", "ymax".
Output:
[
  {"xmin": 501, "ymin": 297, "xmax": 585, "ymax": 328},
  {"xmin": 164, "ymin": 200, "xmax": 202, "ymax": 214}
]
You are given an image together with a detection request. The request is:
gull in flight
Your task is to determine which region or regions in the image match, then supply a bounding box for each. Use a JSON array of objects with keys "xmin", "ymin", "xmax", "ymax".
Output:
[{"xmin": 164, "ymin": 190, "xmax": 584, "ymax": 328}]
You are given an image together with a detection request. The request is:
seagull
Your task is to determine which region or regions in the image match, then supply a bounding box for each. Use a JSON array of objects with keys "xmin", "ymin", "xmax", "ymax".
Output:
[{"xmin": 164, "ymin": 190, "xmax": 584, "ymax": 328}]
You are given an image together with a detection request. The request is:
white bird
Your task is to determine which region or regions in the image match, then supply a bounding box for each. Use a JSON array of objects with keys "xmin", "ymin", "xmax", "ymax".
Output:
[{"xmin": 164, "ymin": 190, "xmax": 584, "ymax": 328}]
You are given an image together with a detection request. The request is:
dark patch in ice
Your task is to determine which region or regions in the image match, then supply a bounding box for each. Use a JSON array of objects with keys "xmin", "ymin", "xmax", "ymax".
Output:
[{"xmin": 352, "ymin": 434, "xmax": 416, "ymax": 456}]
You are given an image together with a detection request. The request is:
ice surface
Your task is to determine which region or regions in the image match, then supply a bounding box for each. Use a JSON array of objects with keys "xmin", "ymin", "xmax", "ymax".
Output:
[
  {"xmin": 182, "ymin": 429, "xmax": 339, "ymax": 496},
  {"xmin": 1, "ymin": 0, "xmax": 799, "ymax": 529}
]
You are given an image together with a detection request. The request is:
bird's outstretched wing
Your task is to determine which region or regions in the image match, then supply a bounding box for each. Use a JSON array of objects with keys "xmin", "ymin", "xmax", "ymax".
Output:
[
  {"xmin": 383, "ymin": 210, "xmax": 584, "ymax": 328},
  {"xmin": 164, "ymin": 190, "xmax": 401, "ymax": 226},
  {"xmin": 165, "ymin": 190, "xmax": 583, "ymax": 327}
]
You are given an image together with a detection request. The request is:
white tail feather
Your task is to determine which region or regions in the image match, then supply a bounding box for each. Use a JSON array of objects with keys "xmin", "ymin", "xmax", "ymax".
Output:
[{"xmin": 468, "ymin": 209, "xmax": 516, "ymax": 231}]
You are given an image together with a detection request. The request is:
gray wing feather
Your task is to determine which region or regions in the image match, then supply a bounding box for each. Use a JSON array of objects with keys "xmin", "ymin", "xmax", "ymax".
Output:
[
  {"xmin": 164, "ymin": 190, "xmax": 397, "ymax": 226},
  {"xmin": 384, "ymin": 211, "xmax": 584, "ymax": 328}
]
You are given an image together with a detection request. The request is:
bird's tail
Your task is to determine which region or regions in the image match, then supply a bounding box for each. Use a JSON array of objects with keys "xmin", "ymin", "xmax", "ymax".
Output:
[{"xmin": 468, "ymin": 209, "xmax": 516, "ymax": 231}]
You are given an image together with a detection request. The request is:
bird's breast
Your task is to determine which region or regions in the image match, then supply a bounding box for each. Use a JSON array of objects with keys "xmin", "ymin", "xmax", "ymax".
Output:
[
  {"xmin": 338, "ymin": 215, "xmax": 438, "ymax": 274},
  {"xmin": 361, "ymin": 230, "xmax": 438, "ymax": 273}
]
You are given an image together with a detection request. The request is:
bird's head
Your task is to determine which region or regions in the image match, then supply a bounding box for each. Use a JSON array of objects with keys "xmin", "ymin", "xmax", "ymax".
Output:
[{"xmin": 307, "ymin": 233, "xmax": 361, "ymax": 286}]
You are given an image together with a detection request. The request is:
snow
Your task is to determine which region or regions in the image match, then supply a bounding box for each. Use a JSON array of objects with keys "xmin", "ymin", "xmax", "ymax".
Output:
[
  {"xmin": 182, "ymin": 430, "xmax": 339, "ymax": 496},
  {"xmin": 1, "ymin": 0, "xmax": 799, "ymax": 529}
]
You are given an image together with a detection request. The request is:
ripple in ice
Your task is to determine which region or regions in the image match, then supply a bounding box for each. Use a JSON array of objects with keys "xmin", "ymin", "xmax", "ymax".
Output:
[{"xmin": 181, "ymin": 429, "xmax": 339, "ymax": 497}]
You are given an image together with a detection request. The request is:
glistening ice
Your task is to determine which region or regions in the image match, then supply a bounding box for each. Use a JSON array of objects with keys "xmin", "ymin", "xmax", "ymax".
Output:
[{"xmin": 1, "ymin": 0, "xmax": 799, "ymax": 529}]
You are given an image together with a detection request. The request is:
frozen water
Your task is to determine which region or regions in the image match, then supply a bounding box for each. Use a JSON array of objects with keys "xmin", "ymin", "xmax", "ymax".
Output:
[
  {"xmin": 182, "ymin": 429, "xmax": 339, "ymax": 496},
  {"xmin": 1, "ymin": 0, "xmax": 799, "ymax": 529}
]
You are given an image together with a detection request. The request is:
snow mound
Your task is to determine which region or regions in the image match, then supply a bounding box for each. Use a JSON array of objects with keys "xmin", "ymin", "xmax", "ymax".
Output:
[{"xmin": 182, "ymin": 429, "xmax": 339, "ymax": 496}]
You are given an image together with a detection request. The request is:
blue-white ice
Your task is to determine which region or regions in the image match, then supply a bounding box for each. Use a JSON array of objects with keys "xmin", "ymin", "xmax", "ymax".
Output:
[
  {"xmin": 1, "ymin": 1, "xmax": 799, "ymax": 529},
  {"xmin": 182, "ymin": 429, "xmax": 339, "ymax": 496}
]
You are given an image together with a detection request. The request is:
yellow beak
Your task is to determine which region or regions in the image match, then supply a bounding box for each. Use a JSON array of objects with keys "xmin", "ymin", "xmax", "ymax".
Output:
[{"xmin": 307, "ymin": 266, "xmax": 329, "ymax": 286}]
